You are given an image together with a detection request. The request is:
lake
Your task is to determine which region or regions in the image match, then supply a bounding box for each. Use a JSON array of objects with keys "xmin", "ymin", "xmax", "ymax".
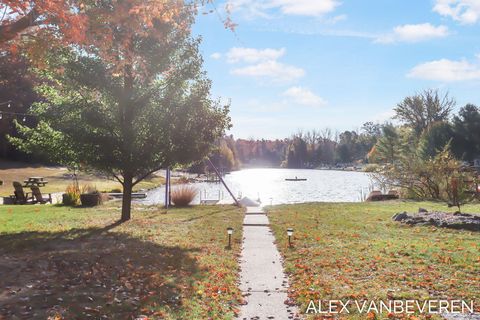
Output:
[{"xmin": 139, "ymin": 168, "xmax": 374, "ymax": 206}]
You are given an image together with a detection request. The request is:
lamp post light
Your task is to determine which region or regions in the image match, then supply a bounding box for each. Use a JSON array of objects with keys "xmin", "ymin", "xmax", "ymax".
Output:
[
  {"xmin": 287, "ymin": 228, "xmax": 294, "ymax": 248},
  {"xmin": 227, "ymin": 227, "xmax": 233, "ymax": 249}
]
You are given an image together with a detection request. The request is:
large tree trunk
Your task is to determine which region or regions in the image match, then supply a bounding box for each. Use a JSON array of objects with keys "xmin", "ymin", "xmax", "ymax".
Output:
[{"xmin": 121, "ymin": 173, "xmax": 133, "ymax": 221}]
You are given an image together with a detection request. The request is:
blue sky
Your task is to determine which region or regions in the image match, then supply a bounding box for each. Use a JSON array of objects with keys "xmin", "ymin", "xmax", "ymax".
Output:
[{"xmin": 193, "ymin": 0, "xmax": 480, "ymax": 139}]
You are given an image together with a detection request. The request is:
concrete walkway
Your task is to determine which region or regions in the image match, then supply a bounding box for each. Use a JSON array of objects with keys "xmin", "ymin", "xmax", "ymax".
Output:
[{"xmin": 238, "ymin": 207, "xmax": 299, "ymax": 320}]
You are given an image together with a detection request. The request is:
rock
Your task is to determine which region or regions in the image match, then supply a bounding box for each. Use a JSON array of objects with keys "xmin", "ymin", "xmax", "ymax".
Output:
[
  {"xmin": 418, "ymin": 208, "xmax": 428, "ymax": 213},
  {"xmin": 392, "ymin": 211, "xmax": 480, "ymax": 232},
  {"xmin": 392, "ymin": 212, "xmax": 408, "ymax": 221}
]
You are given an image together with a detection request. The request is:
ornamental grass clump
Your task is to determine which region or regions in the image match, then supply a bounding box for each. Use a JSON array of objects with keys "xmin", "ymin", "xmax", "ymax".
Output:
[
  {"xmin": 62, "ymin": 184, "xmax": 80, "ymax": 206},
  {"xmin": 171, "ymin": 185, "xmax": 197, "ymax": 207}
]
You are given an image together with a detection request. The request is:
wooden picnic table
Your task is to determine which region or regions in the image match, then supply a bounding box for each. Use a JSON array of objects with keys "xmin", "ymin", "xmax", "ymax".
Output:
[{"xmin": 23, "ymin": 177, "xmax": 48, "ymax": 187}]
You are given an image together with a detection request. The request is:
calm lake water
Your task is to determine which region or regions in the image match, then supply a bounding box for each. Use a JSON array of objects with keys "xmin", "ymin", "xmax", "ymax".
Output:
[{"xmin": 139, "ymin": 168, "xmax": 374, "ymax": 205}]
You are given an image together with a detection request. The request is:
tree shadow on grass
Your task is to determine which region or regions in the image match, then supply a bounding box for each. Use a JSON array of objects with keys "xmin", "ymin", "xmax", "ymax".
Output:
[
  {"xmin": 0, "ymin": 222, "xmax": 201, "ymax": 319},
  {"xmin": 179, "ymin": 208, "xmax": 226, "ymax": 223}
]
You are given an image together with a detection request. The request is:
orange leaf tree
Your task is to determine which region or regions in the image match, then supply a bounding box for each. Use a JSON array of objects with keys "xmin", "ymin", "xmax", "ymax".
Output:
[
  {"xmin": 1, "ymin": 0, "xmax": 233, "ymax": 56},
  {"xmin": 0, "ymin": 0, "xmax": 88, "ymax": 45}
]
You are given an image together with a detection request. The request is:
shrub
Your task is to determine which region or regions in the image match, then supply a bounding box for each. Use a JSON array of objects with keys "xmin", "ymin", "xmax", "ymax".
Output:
[
  {"xmin": 372, "ymin": 144, "xmax": 478, "ymax": 211},
  {"xmin": 62, "ymin": 184, "xmax": 80, "ymax": 206},
  {"xmin": 81, "ymin": 184, "xmax": 99, "ymax": 194},
  {"xmin": 171, "ymin": 185, "xmax": 197, "ymax": 207}
]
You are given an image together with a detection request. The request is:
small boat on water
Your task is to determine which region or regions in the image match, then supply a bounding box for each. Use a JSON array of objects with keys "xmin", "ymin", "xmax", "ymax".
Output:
[{"xmin": 285, "ymin": 177, "xmax": 307, "ymax": 181}]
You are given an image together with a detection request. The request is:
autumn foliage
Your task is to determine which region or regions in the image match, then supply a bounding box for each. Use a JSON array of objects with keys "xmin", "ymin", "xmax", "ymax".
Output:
[
  {"xmin": 0, "ymin": 0, "xmax": 87, "ymax": 48},
  {"xmin": 1, "ymin": 0, "xmax": 235, "ymax": 60}
]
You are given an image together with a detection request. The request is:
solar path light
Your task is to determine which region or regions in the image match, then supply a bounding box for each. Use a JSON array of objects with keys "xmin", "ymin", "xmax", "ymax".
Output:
[
  {"xmin": 227, "ymin": 227, "xmax": 233, "ymax": 249},
  {"xmin": 287, "ymin": 228, "xmax": 294, "ymax": 247}
]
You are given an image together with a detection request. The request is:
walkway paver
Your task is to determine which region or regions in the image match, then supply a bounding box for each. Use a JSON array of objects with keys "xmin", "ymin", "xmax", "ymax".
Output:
[{"xmin": 238, "ymin": 207, "xmax": 299, "ymax": 320}]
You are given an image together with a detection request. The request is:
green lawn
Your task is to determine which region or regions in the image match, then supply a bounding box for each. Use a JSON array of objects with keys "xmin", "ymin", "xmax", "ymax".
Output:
[
  {"xmin": 268, "ymin": 201, "xmax": 480, "ymax": 319},
  {"xmin": 0, "ymin": 203, "xmax": 243, "ymax": 319}
]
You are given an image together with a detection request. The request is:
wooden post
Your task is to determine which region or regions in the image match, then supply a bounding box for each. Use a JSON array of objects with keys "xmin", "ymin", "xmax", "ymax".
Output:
[
  {"xmin": 164, "ymin": 168, "xmax": 169, "ymax": 209},
  {"xmin": 168, "ymin": 168, "xmax": 172, "ymax": 206}
]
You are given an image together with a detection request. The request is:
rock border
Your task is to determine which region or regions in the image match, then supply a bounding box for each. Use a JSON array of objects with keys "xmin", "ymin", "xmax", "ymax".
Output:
[{"xmin": 392, "ymin": 209, "xmax": 480, "ymax": 232}]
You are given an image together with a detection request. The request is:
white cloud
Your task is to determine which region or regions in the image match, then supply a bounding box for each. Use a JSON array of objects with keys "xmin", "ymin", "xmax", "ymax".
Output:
[
  {"xmin": 408, "ymin": 56, "xmax": 480, "ymax": 81},
  {"xmin": 433, "ymin": 0, "xmax": 480, "ymax": 24},
  {"xmin": 225, "ymin": 0, "xmax": 271, "ymax": 19},
  {"xmin": 325, "ymin": 14, "xmax": 347, "ymax": 24},
  {"xmin": 283, "ymin": 86, "xmax": 326, "ymax": 107},
  {"xmin": 226, "ymin": 47, "xmax": 304, "ymax": 83},
  {"xmin": 375, "ymin": 23, "xmax": 449, "ymax": 44},
  {"xmin": 226, "ymin": 47, "xmax": 286, "ymax": 63},
  {"xmin": 210, "ymin": 52, "xmax": 222, "ymax": 60},
  {"xmin": 270, "ymin": 0, "xmax": 340, "ymax": 17},
  {"xmin": 227, "ymin": 0, "xmax": 340, "ymax": 18},
  {"xmin": 231, "ymin": 60, "xmax": 305, "ymax": 82}
]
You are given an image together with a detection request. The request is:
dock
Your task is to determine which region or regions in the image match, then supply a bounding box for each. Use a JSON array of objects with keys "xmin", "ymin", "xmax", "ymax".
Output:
[{"xmin": 108, "ymin": 193, "xmax": 147, "ymax": 199}]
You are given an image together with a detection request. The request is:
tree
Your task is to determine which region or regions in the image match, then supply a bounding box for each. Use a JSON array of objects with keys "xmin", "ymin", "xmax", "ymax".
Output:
[
  {"xmin": 394, "ymin": 89, "xmax": 454, "ymax": 135},
  {"xmin": 369, "ymin": 124, "xmax": 403, "ymax": 164},
  {"xmin": 0, "ymin": 0, "xmax": 87, "ymax": 47},
  {"xmin": 417, "ymin": 121, "xmax": 455, "ymax": 160},
  {"xmin": 451, "ymin": 104, "xmax": 480, "ymax": 161},
  {"xmin": 336, "ymin": 131, "xmax": 356, "ymax": 163},
  {"xmin": 361, "ymin": 121, "xmax": 381, "ymax": 138},
  {"xmin": 1, "ymin": 1, "xmax": 235, "ymax": 62},
  {"xmin": 11, "ymin": 2, "xmax": 231, "ymax": 221},
  {"xmin": 209, "ymin": 138, "xmax": 238, "ymax": 172},
  {"xmin": 286, "ymin": 136, "xmax": 308, "ymax": 168}
]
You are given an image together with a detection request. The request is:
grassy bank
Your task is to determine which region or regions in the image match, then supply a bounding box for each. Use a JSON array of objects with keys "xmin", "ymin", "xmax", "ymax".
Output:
[
  {"xmin": 0, "ymin": 204, "xmax": 243, "ymax": 319},
  {"xmin": 0, "ymin": 161, "xmax": 165, "ymax": 196},
  {"xmin": 268, "ymin": 201, "xmax": 480, "ymax": 319}
]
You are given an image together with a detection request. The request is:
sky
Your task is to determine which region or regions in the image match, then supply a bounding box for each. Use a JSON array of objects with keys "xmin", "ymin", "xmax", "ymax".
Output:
[{"xmin": 192, "ymin": 0, "xmax": 480, "ymax": 139}]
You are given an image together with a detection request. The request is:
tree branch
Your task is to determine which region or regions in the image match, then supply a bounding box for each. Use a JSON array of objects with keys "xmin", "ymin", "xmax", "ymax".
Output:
[
  {"xmin": 132, "ymin": 166, "xmax": 164, "ymax": 187},
  {"xmin": 0, "ymin": 7, "xmax": 39, "ymax": 43},
  {"xmin": 112, "ymin": 172, "xmax": 124, "ymax": 185}
]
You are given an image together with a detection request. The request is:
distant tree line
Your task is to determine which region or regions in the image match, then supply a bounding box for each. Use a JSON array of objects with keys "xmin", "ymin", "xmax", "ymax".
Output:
[{"xmin": 206, "ymin": 124, "xmax": 382, "ymax": 172}]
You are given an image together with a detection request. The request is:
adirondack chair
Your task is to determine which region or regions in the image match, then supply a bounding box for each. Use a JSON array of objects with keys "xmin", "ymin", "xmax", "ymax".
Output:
[
  {"xmin": 30, "ymin": 186, "xmax": 52, "ymax": 204},
  {"xmin": 12, "ymin": 181, "xmax": 33, "ymax": 204}
]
